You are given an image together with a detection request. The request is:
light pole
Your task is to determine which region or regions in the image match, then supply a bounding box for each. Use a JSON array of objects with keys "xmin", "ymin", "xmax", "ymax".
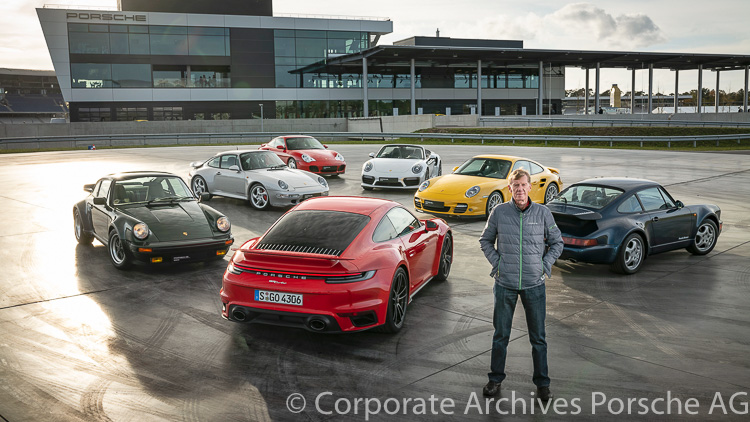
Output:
[{"xmin": 259, "ymin": 103, "xmax": 264, "ymax": 132}]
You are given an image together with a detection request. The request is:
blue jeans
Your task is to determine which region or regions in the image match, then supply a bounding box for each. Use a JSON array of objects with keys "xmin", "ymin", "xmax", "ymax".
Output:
[{"xmin": 488, "ymin": 283, "xmax": 549, "ymax": 388}]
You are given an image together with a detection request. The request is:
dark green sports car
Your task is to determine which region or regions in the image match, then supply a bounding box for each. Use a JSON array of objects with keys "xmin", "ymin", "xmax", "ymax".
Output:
[{"xmin": 73, "ymin": 171, "xmax": 234, "ymax": 269}]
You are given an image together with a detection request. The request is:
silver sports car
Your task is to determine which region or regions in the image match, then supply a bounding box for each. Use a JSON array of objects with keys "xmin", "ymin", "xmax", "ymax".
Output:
[{"xmin": 189, "ymin": 150, "xmax": 329, "ymax": 210}]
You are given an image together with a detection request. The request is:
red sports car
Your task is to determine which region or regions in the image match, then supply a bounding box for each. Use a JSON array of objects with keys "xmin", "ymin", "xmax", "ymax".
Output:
[
  {"xmin": 259, "ymin": 135, "xmax": 346, "ymax": 175},
  {"xmin": 220, "ymin": 196, "xmax": 452, "ymax": 333}
]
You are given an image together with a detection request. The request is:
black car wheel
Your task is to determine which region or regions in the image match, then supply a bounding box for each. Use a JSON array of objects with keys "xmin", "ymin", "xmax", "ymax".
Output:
[
  {"xmin": 287, "ymin": 158, "xmax": 297, "ymax": 169},
  {"xmin": 687, "ymin": 219, "xmax": 718, "ymax": 255},
  {"xmin": 74, "ymin": 208, "xmax": 93, "ymax": 245},
  {"xmin": 486, "ymin": 191, "xmax": 503, "ymax": 217},
  {"xmin": 544, "ymin": 183, "xmax": 559, "ymax": 204},
  {"xmin": 191, "ymin": 176, "xmax": 212, "ymax": 200},
  {"xmin": 381, "ymin": 267, "xmax": 409, "ymax": 333},
  {"xmin": 611, "ymin": 233, "xmax": 644, "ymax": 274},
  {"xmin": 248, "ymin": 183, "xmax": 270, "ymax": 210},
  {"xmin": 108, "ymin": 230, "xmax": 132, "ymax": 270},
  {"xmin": 435, "ymin": 233, "xmax": 453, "ymax": 281}
]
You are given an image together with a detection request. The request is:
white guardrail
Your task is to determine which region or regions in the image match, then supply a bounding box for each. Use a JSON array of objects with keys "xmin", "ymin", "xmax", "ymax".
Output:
[
  {"xmin": 1, "ymin": 131, "xmax": 749, "ymax": 149},
  {"xmin": 479, "ymin": 117, "xmax": 750, "ymax": 128}
]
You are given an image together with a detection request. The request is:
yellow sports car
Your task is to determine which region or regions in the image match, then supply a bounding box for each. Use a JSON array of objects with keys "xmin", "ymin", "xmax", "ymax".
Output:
[{"xmin": 413, "ymin": 154, "xmax": 562, "ymax": 217}]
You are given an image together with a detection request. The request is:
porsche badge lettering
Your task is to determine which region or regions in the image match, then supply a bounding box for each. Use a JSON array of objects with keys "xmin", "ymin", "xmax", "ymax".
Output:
[{"xmin": 253, "ymin": 270, "xmax": 307, "ymax": 280}]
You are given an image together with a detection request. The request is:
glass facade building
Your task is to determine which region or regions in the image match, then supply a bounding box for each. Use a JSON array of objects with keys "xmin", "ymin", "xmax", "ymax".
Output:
[{"xmin": 37, "ymin": 3, "xmax": 566, "ymax": 121}]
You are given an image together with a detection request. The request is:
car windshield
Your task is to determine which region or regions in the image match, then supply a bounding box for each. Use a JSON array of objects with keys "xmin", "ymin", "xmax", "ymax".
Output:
[
  {"xmin": 376, "ymin": 145, "xmax": 424, "ymax": 160},
  {"xmin": 241, "ymin": 151, "xmax": 285, "ymax": 170},
  {"xmin": 455, "ymin": 158, "xmax": 512, "ymax": 179},
  {"xmin": 550, "ymin": 184, "xmax": 624, "ymax": 209},
  {"xmin": 286, "ymin": 137, "xmax": 325, "ymax": 150},
  {"xmin": 113, "ymin": 176, "xmax": 193, "ymax": 205},
  {"xmin": 257, "ymin": 210, "xmax": 370, "ymax": 256}
]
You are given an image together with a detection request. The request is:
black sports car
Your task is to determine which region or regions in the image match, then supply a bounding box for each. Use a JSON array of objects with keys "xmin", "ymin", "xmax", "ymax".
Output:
[
  {"xmin": 73, "ymin": 171, "xmax": 234, "ymax": 269},
  {"xmin": 547, "ymin": 178, "xmax": 722, "ymax": 274}
]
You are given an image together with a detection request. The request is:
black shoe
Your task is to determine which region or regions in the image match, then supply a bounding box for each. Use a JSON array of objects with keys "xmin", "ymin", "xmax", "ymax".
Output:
[
  {"xmin": 483, "ymin": 381, "xmax": 501, "ymax": 397},
  {"xmin": 537, "ymin": 386, "xmax": 553, "ymax": 402}
]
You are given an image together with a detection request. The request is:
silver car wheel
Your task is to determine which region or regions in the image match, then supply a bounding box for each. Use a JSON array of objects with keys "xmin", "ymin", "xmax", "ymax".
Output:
[
  {"xmin": 109, "ymin": 233, "xmax": 126, "ymax": 265},
  {"xmin": 544, "ymin": 183, "xmax": 558, "ymax": 204},
  {"xmin": 694, "ymin": 222, "xmax": 716, "ymax": 252},
  {"xmin": 287, "ymin": 158, "xmax": 297, "ymax": 169},
  {"xmin": 623, "ymin": 236, "xmax": 643, "ymax": 271},
  {"xmin": 486, "ymin": 191, "xmax": 502, "ymax": 216},
  {"xmin": 192, "ymin": 176, "xmax": 207, "ymax": 195},
  {"xmin": 250, "ymin": 184, "xmax": 269, "ymax": 209}
]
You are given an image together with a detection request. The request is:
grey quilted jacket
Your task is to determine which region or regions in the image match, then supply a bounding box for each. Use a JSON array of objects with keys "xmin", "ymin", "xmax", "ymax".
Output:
[{"xmin": 479, "ymin": 200, "xmax": 564, "ymax": 290}]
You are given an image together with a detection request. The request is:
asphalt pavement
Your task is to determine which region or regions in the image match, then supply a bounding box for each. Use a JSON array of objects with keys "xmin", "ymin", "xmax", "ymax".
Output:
[{"xmin": 0, "ymin": 144, "xmax": 748, "ymax": 421}]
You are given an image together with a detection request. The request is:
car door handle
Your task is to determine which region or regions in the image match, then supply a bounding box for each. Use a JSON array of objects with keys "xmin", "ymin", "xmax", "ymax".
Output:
[
  {"xmin": 652, "ymin": 216, "xmax": 659, "ymax": 222},
  {"xmin": 216, "ymin": 171, "xmax": 222, "ymax": 175}
]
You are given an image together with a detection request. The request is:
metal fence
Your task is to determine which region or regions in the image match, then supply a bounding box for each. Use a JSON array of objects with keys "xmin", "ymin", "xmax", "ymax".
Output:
[
  {"xmin": 1, "ymin": 131, "xmax": 749, "ymax": 150},
  {"xmin": 479, "ymin": 116, "xmax": 750, "ymax": 128}
]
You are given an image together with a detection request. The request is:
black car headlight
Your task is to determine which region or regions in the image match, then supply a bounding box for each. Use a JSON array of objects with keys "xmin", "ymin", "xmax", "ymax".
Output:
[
  {"xmin": 317, "ymin": 176, "xmax": 328, "ymax": 188},
  {"xmin": 133, "ymin": 222, "xmax": 149, "ymax": 240},
  {"xmin": 278, "ymin": 180, "xmax": 289, "ymax": 190},
  {"xmin": 412, "ymin": 163, "xmax": 423, "ymax": 174},
  {"xmin": 217, "ymin": 216, "xmax": 230, "ymax": 232},
  {"xmin": 364, "ymin": 161, "xmax": 373, "ymax": 172},
  {"xmin": 419, "ymin": 180, "xmax": 430, "ymax": 191}
]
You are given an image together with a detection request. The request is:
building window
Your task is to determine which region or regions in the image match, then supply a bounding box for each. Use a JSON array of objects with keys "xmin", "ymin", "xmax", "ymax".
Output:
[
  {"xmin": 68, "ymin": 24, "xmax": 229, "ymax": 56},
  {"xmin": 112, "ymin": 64, "xmax": 151, "ymax": 88},
  {"xmin": 79, "ymin": 107, "xmax": 111, "ymax": 122},
  {"xmin": 153, "ymin": 106, "xmax": 183, "ymax": 120},
  {"xmin": 116, "ymin": 107, "xmax": 147, "ymax": 121},
  {"xmin": 71, "ymin": 63, "xmax": 112, "ymax": 88}
]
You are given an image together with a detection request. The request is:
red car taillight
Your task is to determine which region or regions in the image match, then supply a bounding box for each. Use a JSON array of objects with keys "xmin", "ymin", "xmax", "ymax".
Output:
[{"xmin": 562, "ymin": 236, "xmax": 598, "ymax": 247}]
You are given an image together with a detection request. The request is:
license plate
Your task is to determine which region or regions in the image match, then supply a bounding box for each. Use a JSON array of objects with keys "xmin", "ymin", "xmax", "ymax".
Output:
[
  {"xmin": 424, "ymin": 200, "xmax": 442, "ymax": 207},
  {"xmin": 379, "ymin": 177, "xmax": 397, "ymax": 182},
  {"xmin": 255, "ymin": 289, "xmax": 303, "ymax": 306},
  {"xmin": 173, "ymin": 255, "xmax": 190, "ymax": 261}
]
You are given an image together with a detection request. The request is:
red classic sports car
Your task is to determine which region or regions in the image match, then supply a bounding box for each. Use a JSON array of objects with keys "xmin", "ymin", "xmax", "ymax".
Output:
[
  {"xmin": 220, "ymin": 196, "xmax": 452, "ymax": 333},
  {"xmin": 259, "ymin": 135, "xmax": 346, "ymax": 175}
]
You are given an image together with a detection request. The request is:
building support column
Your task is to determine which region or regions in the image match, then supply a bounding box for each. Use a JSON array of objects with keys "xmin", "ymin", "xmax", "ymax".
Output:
[
  {"xmin": 585, "ymin": 68, "xmax": 590, "ymax": 115},
  {"xmin": 697, "ymin": 65, "xmax": 703, "ymax": 114},
  {"xmin": 477, "ymin": 60, "xmax": 483, "ymax": 116},
  {"xmin": 363, "ymin": 57, "xmax": 369, "ymax": 117},
  {"xmin": 744, "ymin": 65, "xmax": 749, "ymax": 112},
  {"xmin": 674, "ymin": 70, "xmax": 679, "ymax": 112},
  {"xmin": 594, "ymin": 63, "xmax": 601, "ymax": 113},
  {"xmin": 715, "ymin": 70, "xmax": 721, "ymax": 113},
  {"xmin": 648, "ymin": 63, "xmax": 653, "ymax": 114},
  {"xmin": 410, "ymin": 59, "xmax": 416, "ymax": 115},
  {"xmin": 538, "ymin": 61, "xmax": 544, "ymax": 115},
  {"xmin": 631, "ymin": 68, "xmax": 636, "ymax": 114}
]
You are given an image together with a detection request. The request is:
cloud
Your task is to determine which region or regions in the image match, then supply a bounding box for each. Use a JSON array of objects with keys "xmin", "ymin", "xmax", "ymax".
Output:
[{"xmin": 455, "ymin": 2, "xmax": 666, "ymax": 51}]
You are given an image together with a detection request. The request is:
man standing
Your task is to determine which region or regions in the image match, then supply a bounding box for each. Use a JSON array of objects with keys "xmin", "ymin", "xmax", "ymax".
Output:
[{"xmin": 478, "ymin": 168, "xmax": 563, "ymax": 401}]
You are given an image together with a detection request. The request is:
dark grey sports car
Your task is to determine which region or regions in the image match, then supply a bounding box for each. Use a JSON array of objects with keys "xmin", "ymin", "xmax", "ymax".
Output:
[
  {"xmin": 73, "ymin": 171, "xmax": 234, "ymax": 269},
  {"xmin": 547, "ymin": 178, "xmax": 722, "ymax": 274}
]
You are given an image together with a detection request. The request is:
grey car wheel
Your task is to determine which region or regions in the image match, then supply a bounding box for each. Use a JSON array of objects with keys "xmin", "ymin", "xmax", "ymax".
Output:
[
  {"xmin": 544, "ymin": 183, "xmax": 558, "ymax": 204},
  {"xmin": 380, "ymin": 267, "xmax": 409, "ymax": 333},
  {"xmin": 687, "ymin": 219, "xmax": 718, "ymax": 255},
  {"xmin": 108, "ymin": 230, "xmax": 131, "ymax": 270},
  {"xmin": 486, "ymin": 191, "xmax": 503, "ymax": 217},
  {"xmin": 287, "ymin": 158, "xmax": 297, "ymax": 169},
  {"xmin": 191, "ymin": 176, "xmax": 212, "ymax": 200},
  {"xmin": 249, "ymin": 183, "xmax": 270, "ymax": 210},
  {"xmin": 74, "ymin": 208, "xmax": 93, "ymax": 245},
  {"xmin": 611, "ymin": 233, "xmax": 644, "ymax": 274}
]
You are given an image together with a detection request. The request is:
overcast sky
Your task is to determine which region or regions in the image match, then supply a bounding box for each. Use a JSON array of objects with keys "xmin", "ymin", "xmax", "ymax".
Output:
[{"xmin": 3, "ymin": 0, "xmax": 749, "ymax": 93}]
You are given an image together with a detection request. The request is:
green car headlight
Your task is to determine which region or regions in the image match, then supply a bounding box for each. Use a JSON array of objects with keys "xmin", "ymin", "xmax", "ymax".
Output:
[
  {"xmin": 217, "ymin": 216, "xmax": 231, "ymax": 232},
  {"xmin": 133, "ymin": 222, "xmax": 149, "ymax": 240}
]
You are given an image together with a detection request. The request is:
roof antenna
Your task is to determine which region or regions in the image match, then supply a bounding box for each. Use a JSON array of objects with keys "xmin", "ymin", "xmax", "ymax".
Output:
[{"xmin": 436, "ymin": 28, "xmax": 440, "ymax": 37}]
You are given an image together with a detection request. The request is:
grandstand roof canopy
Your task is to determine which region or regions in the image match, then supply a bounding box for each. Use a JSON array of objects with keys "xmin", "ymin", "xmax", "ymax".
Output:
[{"xmin": 305, "ymin": 44, "xmax": 750, "ymax": 73}]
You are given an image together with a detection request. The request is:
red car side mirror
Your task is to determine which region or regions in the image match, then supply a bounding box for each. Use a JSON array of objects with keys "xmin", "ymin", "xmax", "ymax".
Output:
[
  {"xmin": 323, "ymin": 144, "xmax": 329, "ymax": 149},
  {"xmin": 276, "ymin": 145, "xmax": 286, "ymax": 151}
]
